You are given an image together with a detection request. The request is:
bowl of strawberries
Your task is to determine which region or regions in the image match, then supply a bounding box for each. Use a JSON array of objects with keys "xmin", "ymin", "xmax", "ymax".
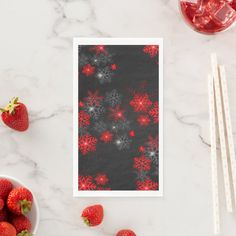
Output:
[{"xmin": 0, "ymin": 175, "xmax": 39, "ymax": 236}]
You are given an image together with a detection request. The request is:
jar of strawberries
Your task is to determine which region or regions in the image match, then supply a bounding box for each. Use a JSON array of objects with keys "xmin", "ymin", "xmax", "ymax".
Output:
[{"xmin": 179, "ymin": 0, "xmax": 236, "ymax": 34}]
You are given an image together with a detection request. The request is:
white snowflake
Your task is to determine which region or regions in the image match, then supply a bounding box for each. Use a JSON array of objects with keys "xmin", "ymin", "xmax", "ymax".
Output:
[
  {"xmin": 90, "ymin": 54, "xmax": 113, "ymax": 66},
  {"xmin": 111, "ymin": 123, "xmax": 119, "ymax": 133},
  {"xmin": 153, "ymin": 165, "xmax": 159, "ymax": 177},
  {"xmin": 79, "ymin": 54, "xmax": 89, "ymax": 68},
  {"xmin": 94, "ymin": 121, "xmax": 107, "ymax": 133},
  {"xmin": 95, "ymin": 67, "xmax": 113, "ymax": 84},
  {"xmin": 114, "ymin": 134, "xmax": 131, "ymax": 150},
  {"xmin": 84, "ymin": 103, "xmax": 105, "ymax": 120},
  {"xmin": 111, "ymin": 120, "xmax": 131, "ymax": 132},
  {"xmin": 105, "ymin": 89, "xmax": 122, "ymax": 107},
  {"xmin": 144, "ymin": 146, "xmax": 159, "ymax": 165},
  {"xmin": 79, "ymin": 127, "xmax": 89, "ymax": 137},
  {"xmin": 134, "ymin": 170, "xmax": 148, "ymax": 181}
]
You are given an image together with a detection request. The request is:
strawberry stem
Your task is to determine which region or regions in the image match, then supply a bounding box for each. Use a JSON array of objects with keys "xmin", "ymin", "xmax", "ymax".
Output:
[
  {"xmin": 17, "ymin": 230, "xmax": 33, "ymax": 236},
  {"xmin": 20, "ymin": 199, "xmax": 32, "ymax": 215},
  {"xmin": 1, "ymin": 97, "xmax": 20, "ymax": 114},
  {"xmin": 82, "ymin": 217, "xmax": 91, "ymax": 226}
]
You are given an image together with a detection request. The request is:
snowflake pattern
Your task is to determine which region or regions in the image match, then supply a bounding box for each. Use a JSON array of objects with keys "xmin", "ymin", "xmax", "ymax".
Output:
[
  {"xmin": 109, "ymin": 105, "xmax": 125, "ymax": 121},
  {"xmin": 95, "ymin": 67, "xmax": 113, "ymax": 84},
  {"xmin": 79, "ymin": 134, "xmax": 97, "ymax": 155},
  {"xmin": 130, "ymin": 93, "xmax": 152, "ymax": 112},
  {"xmin": 144, "ymin": 146, "xmax": 159, "ymax": 165},
  {"xmin": 114, "ymin": 134, "xmax": 131, "ymax": 150},
  {"xmin": 78, "ymin": 45, "xmax": 160, "ymax": 191},
  {"xmin": 110, "ymin": 120, "xmax": 131, "ymax": 132},
  {"xmin": 84, "ymin": 103, "xmax": 105, "ymax": 120},
  {"xmin": 79, "ymin": 54, "xmax": 89, "ymax": 68},
  {"xmin": 90, "ymin": 45, "xmax": 108, "ymax": 55},
  {"xmin": 79, "ymin": 127, "xmax": 89, "ymax": 137},
  {"xmin": 95, "ymin": 174, "xmax": 109, "ymax": 185},
  {"xmin": 90, "ymin": 54, "xmax": 113, "ymax": 66},
  {"xmin": 133, "ymin": 155, "xmax": 152, "ymax": 171},
  {"xmin": 136, "ymin": 179, "xmax": 158, "ymax": 190},
  {"xmin": 82, "ymin": 64, "xmax": 95, "ymax": 76},
  {"xmin": 100, "ymin": 131, "xmax": 113, "ymax": 143},
  {"xmin": 94, "ymin": 120, "xmax": 107, "ymax": 133},
  {"xmin": 79, "ymin": 110, "xmax": 91, "ymax": 127},
  {"xmin": 143, "ymin": 45, "xmax": 159, "ymax": 58},
  {"xmin": 105, "ymin": 89, "xmax": 122, "ymax": 107},
  {"xmin": 149, "ymin": 102, "xmax": 159, "ymax": 123},
  {"xmin": 137, "ymin": 114, "xmax": 151, "ymax": 126},
  {"xmin": 79, "ymin": 176, "xmax": 96, "ymax": 190},
  {"xmin": 79, "ymin": 174, "xmax": 111, "ymax": 190},
  {"xmin": 84, "ymin": 90, "xmax": 103, "ymax": 106},
  {"xmin": 144, "ymin": 135, "xmax": 159, "ymax": 164},
  {"xmin": 134, "ymin": 170, "xmax": 148, "ymax": 181}
]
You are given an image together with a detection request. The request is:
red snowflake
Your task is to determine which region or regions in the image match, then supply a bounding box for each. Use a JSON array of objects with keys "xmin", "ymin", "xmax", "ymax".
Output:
[
  {"xmin": 79, "ymin": 110, "xmax": 91, "ymax": 127},
  {"xmin": 137, "ymin": 114, "xmax": 151, "ymax": 126},
  {"xmin": 79, "ymin": 175, "xmax": 96, "ymax": 190},
  {"xmin": 111, "ymin": 64, "xmax": 117, "ymax": 70},
  {"xmin": 146, "ymin": 135, "xmax": 158, "ymax": 149},
  {"xmin": 100, "ymin": 131, "xmax": 113, "ymax": 143},
  {"xmin": 138, "ymin": 146, "xmax": 145, "ymax": 153},
  {"xmin": 90, "ymin": 45, "xmax": 108, "ymax": 55},
  {"xmin": 149, "ymin": 102, "xmax": 159, "ymax": 123},
  {"xmin": 143, "ymin": 45, "xmax": 159, "ymax": 58},
  {"xmin": 109, "ymin": 105, "xmax": 125, "ymax": 120},
  {"xmin": 79, "ymin": 134, "xmax": 97, "ymax": 155},
  {"xmin": 84, "ymin": 90, "xmax": 103, "ymax": 106},
  {"xmin": 130, "ymin": 93, "xmax": 152, "ymax": 112},
  {"xmin": 82, "ymin": 64, "xmax": 95, "ymax": 76},
  {"xmin": 133, "ymin": 155, "xmax": 151, "ymax": 171},
  {"xmin": 79, "ymin": 101, "xmax": 84, "ymax": 107},
  {"xmin": 95, "ymin": 174, "xmax": 109, "ymax": 185},
  {"xmin": 129, "ymin": 130, "xmax": 135, "ymax": 137},
  {"xmin": 136, "ymin": 179, "xmax": 158, "ymax": 190}
]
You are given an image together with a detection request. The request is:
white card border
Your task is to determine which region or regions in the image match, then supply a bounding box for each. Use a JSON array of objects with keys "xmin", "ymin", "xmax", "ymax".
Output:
[{"xmin": 73, "ymin": 38, "xmax": 163, "ymax": 197}]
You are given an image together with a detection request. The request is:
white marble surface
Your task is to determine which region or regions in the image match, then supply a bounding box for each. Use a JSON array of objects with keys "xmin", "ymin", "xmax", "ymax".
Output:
[{"xmin": 0, "ymin": 0, "xmax": 236, "ymax": 235}]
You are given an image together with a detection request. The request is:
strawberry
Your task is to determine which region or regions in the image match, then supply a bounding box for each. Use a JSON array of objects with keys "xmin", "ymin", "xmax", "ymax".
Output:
[
  {"xmin": 0, "ymin": 199, "xmax": 4, "ymax": 210},
  {"xmin": 0, "ymin": 178, "xmax": 13, "ymax": 201},
  {"xmin": 0, "ymin": 222, "xmax": 16, "ymax": 236},
  {"xmin": 116, "ymin": 229, "xmax": 136, "ymax": 236},
  {"xmin": 10, "ymin": 215, "xmax": 32, "ymax": 235},
  {"xmin": 0, "ymin": 208, "xmax": 8, "ymax": 222},
  {"xmin": 0, "ymin": 97, "xmax": 29, "ymax": 132},
  {"xmin": 7, "ymin": 188, "xmax": 33, "ymax": 215},
  {"xmin": 81, "ymin": 204, "xmax": 104, "ymax": 227}
]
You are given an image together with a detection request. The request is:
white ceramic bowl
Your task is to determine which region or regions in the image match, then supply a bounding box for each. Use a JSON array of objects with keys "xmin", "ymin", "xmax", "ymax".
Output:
[{"xmin": 0, "ymin": 175, "xmax": 40, "ymax": 234}]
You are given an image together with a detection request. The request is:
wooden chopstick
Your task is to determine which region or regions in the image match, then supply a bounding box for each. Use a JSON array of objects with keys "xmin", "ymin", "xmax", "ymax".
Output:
[
  {"xmin": 208, "ymin": 73, "xmax": 221, "ymax": 234},
  {"xmin": 219, "ymin": 65, "xmax": 236, "ymax": 206},
  {"xmin": 211, "ymin": 53, "xmax": 233, "ymax": 212}
]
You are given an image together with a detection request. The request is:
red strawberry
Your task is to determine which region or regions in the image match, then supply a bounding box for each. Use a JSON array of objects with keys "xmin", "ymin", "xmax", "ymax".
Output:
[
  {"xmin": 0, "ymin": 97, "xmax": 29, "ymax": 132},
  {"xmin": 0, "ymin": 199, "xmax": 4, "ymax": 210},
  {"xmin": 0, "ymin": 222, "xmax": 16, "ymax": 236},
  {"xmin": 7, "ymin": 188, "xmax": 33, "ymax": 215},
  {"xmin": 116, "ymin": 229, "xmax": 136, "ymax": 236},
  {"xmin": 10, "ymin": 215, "xmax": 32, "ymax": 235},
  {"xmin": 0, "ymin": 178, "xmax": 13, "ymax": 201},
  {"xmin": 81, "ymin": 204, "xmax": 104, "ymax": 226},
  {"xmin": 0, "ymin": 208, "xmax": 8, "ymax": 222}
]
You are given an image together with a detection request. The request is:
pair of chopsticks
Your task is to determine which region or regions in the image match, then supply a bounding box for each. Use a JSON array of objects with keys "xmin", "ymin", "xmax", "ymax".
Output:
[{"xmin": 209, "ymin": 54, "xmax": 236, "ymax": 234}]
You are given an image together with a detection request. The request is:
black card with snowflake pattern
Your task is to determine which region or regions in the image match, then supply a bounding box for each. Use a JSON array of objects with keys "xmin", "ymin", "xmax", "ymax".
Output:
[{"xmin": 77, "ymin": 42, "xmax": 162, "ymax": 193}]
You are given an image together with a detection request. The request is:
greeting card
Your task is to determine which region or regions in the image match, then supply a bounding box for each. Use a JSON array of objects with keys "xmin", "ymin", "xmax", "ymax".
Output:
[{"xmin": 73, "ymin": 38, "xmax": 163, "ymax": 197}]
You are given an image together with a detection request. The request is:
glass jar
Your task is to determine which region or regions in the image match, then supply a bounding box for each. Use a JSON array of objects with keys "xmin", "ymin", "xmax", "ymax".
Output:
[{"xmin": 179, "ymin": 0, "xmax": 236, "ymax": 34}]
